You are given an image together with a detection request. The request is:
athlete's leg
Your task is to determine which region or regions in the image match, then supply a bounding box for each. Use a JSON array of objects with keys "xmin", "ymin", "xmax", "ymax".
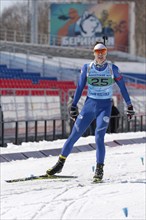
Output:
[
  {"xmin": 61, "ymin": 99, "xmax": 96, "ymax": 157},
  {"xmin": 95, "ymin": 105, "xmax": 112, "ymax": 164},
  {"xmin": 46, "ymin": 110, "xmax": 95, "ymax": 176}
]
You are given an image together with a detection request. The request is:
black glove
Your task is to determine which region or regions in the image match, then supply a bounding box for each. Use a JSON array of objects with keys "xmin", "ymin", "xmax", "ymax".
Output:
[
  {"xmin": 69, "ymin": 105, "xmax": 79, "ymax": 121},
  {"xmin": 127, "ymin": 105, "xmax": 135, "ymax": 120}
]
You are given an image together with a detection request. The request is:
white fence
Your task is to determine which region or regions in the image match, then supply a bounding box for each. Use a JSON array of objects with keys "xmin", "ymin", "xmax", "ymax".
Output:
[{"xmin": 0, "ymin": 93, "xmax": 61, "ymax": 122}]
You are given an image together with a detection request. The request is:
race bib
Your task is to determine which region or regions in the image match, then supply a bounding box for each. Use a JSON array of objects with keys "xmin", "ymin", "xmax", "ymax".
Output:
[{"xmin": 87, "ymin": 76, "xmax": 115, "ymax": 87}]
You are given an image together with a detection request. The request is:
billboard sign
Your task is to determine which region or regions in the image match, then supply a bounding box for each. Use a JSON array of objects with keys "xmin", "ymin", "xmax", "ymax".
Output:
[{"xmin": 49, "ymin": 3, "xmax": 129, "ymax": 51}]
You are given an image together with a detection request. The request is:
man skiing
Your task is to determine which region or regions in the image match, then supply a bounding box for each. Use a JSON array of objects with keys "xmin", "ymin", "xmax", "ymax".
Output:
[{"xmin": 46, "ymin": 41, "xmax": 135, "ymax": 182}]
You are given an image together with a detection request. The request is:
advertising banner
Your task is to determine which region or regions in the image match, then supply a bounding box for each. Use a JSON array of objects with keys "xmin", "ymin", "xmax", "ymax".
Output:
[{"xmin": 49, "ymin": 3, "xmax": 129, "ymax": 51}]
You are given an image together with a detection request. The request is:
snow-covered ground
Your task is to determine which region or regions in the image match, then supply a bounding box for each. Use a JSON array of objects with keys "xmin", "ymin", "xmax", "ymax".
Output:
[{"xmin": 1, "ymin": 132, "xmax": 146, "ymax": 220}]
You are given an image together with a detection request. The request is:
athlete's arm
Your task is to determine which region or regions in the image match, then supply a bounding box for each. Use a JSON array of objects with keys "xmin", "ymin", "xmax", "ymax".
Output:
[
  {"xmin": 72, "ymin": 64, "xmax": 87, "ymax": 106},
  {"xmin": 113, "ymin": 64, "xmax": 132, "ymax": 106}
]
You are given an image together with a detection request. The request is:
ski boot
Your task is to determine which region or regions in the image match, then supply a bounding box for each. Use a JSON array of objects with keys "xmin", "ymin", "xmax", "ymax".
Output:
[
  {"xmin": 46, "ymin": 155, "xmax": 66, "ymax": 176},
  {"xmin": 93, "ymin": 163, "xmax": 104, "ymax": 183}
]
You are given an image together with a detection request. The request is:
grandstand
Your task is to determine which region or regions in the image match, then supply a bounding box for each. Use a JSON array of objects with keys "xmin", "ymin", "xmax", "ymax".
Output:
[
  {"xmin": 0, "ymin": 45, "xmax": 145, "ymax": 140},
  {"xmin": 0, "ymin": 60, "xmax": 145, "ymax": 120},
  {"xmin": 0, "ymin": 48, "xmax": 145, "ymax": 112},
  {"xmin": 0, "ymin": 62, "xmax": 145, "ymax": 147}
]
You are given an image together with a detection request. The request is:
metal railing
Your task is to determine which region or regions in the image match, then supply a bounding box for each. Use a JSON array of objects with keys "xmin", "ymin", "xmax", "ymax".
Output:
[
  {"xmin": 0, "ymin": 29, "xmax": 49, "ymax": 45},
  {"xmin": 1, "ymin": 29, "xmax": 146, "ymax": 63},
  {"xmin": 0, "ymin": 29, "xmax": 129, "ymax": 51},
  {"xmin": 0, "ymin": 114, "xmax": 145, "ymax": 147}
]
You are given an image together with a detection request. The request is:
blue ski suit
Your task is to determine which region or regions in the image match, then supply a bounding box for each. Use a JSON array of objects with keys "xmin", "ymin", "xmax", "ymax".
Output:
[{"xmin": 61, "ymin": 61, "xmax": 132, "ymax": 164}]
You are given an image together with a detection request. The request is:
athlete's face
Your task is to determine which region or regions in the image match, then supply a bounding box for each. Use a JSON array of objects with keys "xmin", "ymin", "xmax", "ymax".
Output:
[{"xmin": 94, "ymin": 49, "xmax": 107, "ymax": 64}]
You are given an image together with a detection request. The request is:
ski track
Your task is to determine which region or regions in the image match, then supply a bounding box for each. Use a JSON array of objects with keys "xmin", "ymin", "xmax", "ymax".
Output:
[
  {"xmin": 2, "ymin": 180, "xmax": 99, "ymax": 220},
  {"xmin": 60, "ymin": 200, "xmax": 76, "ymax": 220},
  {"xmin": 30, "ymin": 189, "xmax": 66, "ymax": 220},
  {"xmin": 1, "ymin": 175, "xmax": 145, "ymax": 220},
  {"xmin": 1, "ymin": 137, "xmax": 145, "ymax": 220},
  {"xmin": 58, "ymin": 185, "xmax": 94, "ymax": 220}
]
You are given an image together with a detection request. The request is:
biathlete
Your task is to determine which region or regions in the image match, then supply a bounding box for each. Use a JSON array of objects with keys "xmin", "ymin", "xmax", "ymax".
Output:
[{"xmin": 46, "ymin": 41, "xmax": 135, "ymax": 182}]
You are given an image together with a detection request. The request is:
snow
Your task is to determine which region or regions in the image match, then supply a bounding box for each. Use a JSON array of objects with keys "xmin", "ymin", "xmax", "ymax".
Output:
[{"xmin": 1, "ymin": 132, "xmax": 146, "ymax": 220}]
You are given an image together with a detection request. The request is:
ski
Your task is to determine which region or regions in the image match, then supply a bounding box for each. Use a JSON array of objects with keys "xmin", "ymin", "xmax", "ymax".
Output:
[{"xmin": 5, "ymin": 174, "xmax": 78, "ymax": 183}]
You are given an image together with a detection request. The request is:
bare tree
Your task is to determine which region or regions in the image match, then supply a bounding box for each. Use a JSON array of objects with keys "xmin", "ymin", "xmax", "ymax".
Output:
[
  {"xmin": 38, "ymin": 2, "xmax": 49, "ymax": 34},
  {"xmin": 1, "ymin": 3, "xmax": 28, "ymax": 32},
  {"xmin": 0, "ymin": 1, "xmax": 49, "ymax": 42}
]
